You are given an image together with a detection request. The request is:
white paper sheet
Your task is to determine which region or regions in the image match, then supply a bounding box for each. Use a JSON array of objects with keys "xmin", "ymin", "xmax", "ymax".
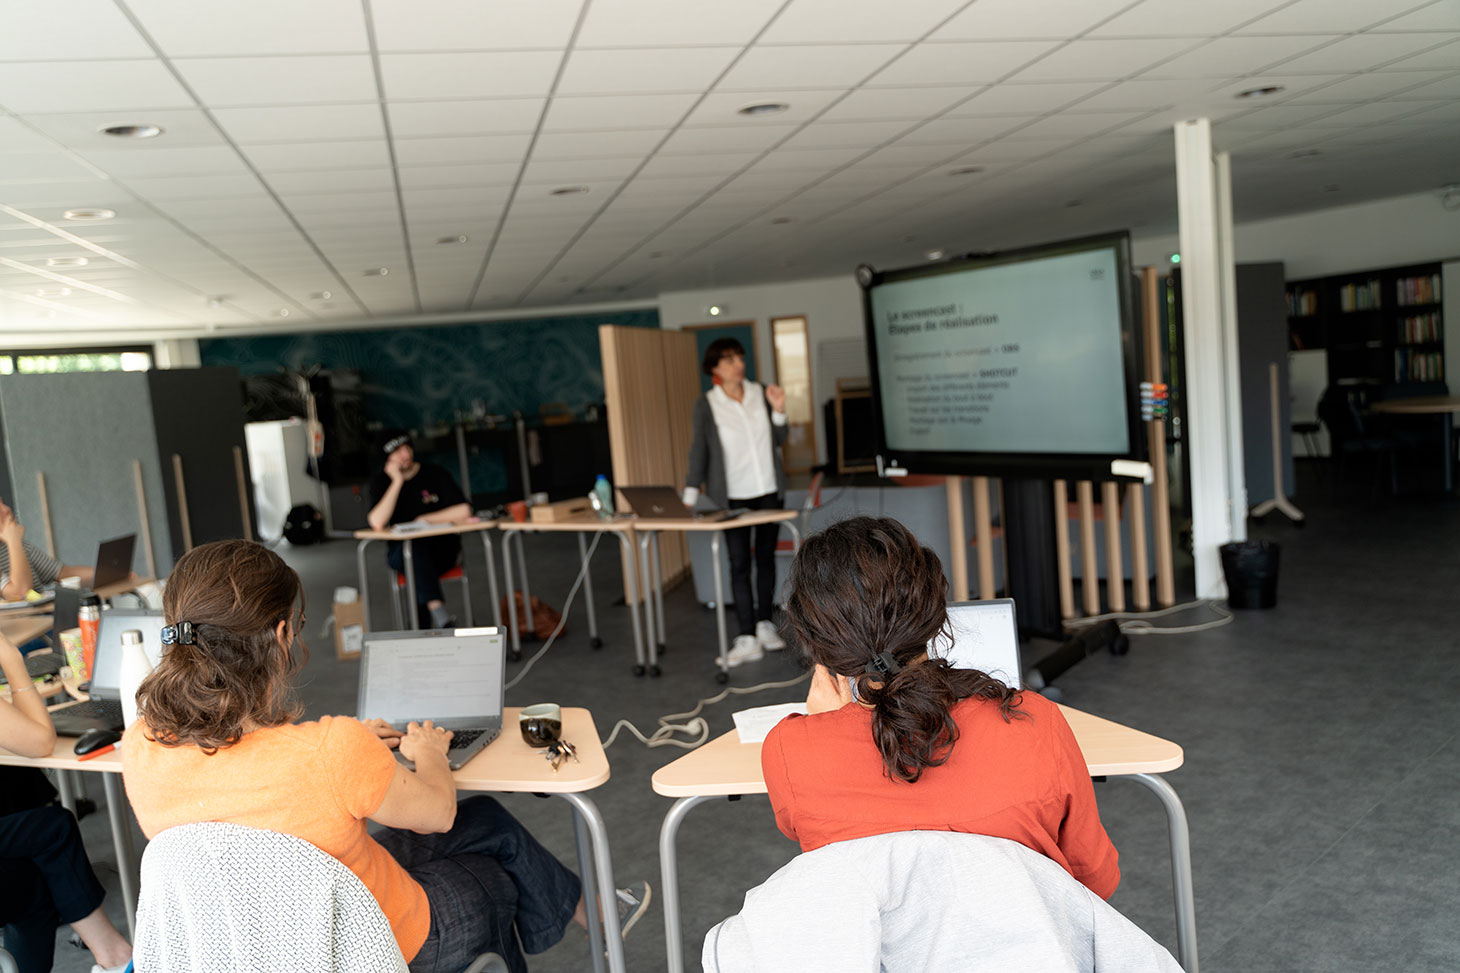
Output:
[{"xmin": 732, "ymin": 702, "xmax": 808, "ymax": 744}]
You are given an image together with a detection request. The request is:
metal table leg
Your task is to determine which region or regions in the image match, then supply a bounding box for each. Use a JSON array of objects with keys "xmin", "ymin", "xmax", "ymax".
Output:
[
  {"xmin": 503, "ymin": 533, "xmax": 521, "ymax": 658},
  {"xmin": 710, "ymin": 532, "xmax": 729, "ymax": 679},
  {"xmin": 1123, "ymin": 773, "xmax": 1199, "ymax": 973},
  {"xmin": 517, "ymin": 534, "xmax": 532, "ymax": 627},
  {"xmin": 479, "ymin": 531, "xmax": 503, "ymax": 628},
  {"xmin": 102, "ymin": 773, "xmax": 137, "ymax": 939},
  {"xmin": 355, "ymin": 539, "xmax": 374, "ymax": 631},
  {"xmin": 660, "ymin": 795, "xmax": 716, "ymax": 973},
  {"xmin": 637, "ymin": 533, "xmax": 656, "ymax": 662},
  {"xmin": 652, "ymin": 533, "xmax": 666, "ymax": 655},
  {"xmin": 403, "ymin": 538, "xmax": 419, "ymax": 630},
  {"xmin": 579, "ymin": 532, "xmax": 601, "ymax": 649},
  {"xmin": 613, "ymin": 532, "xmax": 647, "ymax": 675},
  {"xmin": 557, "ymin": 793, "xmax": 626, "ymax": 973},
  {"xmin": 55, "ymin": 769, "xmax": 76, "ymax": 814}
]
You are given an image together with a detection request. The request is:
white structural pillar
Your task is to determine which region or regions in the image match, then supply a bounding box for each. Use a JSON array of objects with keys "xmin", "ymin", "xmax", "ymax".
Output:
[
  {"xmin": 1215, "ymin": 152, "xmax": 1248, "ymax": 543},
  {"xmin": 1174, "ymin": 119, "xmax": 1245, "ymax": 598}
]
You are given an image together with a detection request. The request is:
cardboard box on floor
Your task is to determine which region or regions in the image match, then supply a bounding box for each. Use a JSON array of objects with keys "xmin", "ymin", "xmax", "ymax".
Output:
[{"xmin": 334, "ymin": 587, "xmax": 366, "ymax": 660}]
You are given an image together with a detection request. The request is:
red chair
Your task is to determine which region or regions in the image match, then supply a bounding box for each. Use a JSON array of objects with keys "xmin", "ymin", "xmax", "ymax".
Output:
[{"xmin": 390, "ymin": 564, "xmax": 473, "ymax": 629}]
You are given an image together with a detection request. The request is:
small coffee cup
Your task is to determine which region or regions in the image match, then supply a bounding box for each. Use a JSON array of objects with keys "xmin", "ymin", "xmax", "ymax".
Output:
[{"xmin": 519, "ymin": 703, "xmax": 562, "ymax": 748}]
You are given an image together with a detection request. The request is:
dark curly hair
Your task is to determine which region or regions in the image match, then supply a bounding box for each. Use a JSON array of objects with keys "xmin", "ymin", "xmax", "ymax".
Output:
[
  {"xmin": 701, "ymin": 337, "xmax": 746, "ymax": 376},
  {"xmin": 136, "ymin": 540, "xmax": 307, "ymax": 753},
  {"xmin": 783, "ymin": 516, "xmax": 1024, "ymax": 783}
]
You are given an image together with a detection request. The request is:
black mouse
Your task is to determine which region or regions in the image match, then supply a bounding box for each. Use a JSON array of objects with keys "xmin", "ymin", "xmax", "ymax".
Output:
[{"xmin": 74, "ymin": 728, "xmax": 122, "ymax": 756}]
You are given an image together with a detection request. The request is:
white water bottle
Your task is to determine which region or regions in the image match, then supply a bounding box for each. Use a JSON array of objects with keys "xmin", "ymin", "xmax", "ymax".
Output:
[
  {"xmin": 119, "ymin": 629, "xmax": 154, "ymax": 728},
  {"xmin": 593, "ymin": 474, "xmax": 615, "ymax": 517}
]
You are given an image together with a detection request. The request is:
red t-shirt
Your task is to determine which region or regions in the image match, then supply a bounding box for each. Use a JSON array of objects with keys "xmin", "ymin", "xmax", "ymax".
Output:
[{"xmin": 761, "ymin": 690, "xmax": 1120, "ymax": 899}]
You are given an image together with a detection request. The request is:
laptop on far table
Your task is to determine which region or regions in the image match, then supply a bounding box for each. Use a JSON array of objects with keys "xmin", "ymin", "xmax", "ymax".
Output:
[
  {"xmin": 50, "ymin": 609, "xmax": 166, "ymax": 737},
  {"xmin": 618, "ymin": 485, "xmax": 741, "ymax": 522},
  {"xmin": 357, "ymin": 627, "xmax": 507, "ymax": 771},
  {"xmin": 92, "ymin": 534, "xmax": 137, "ymax": 589},
  {"xmin": 928, "ymin": 598, "xmax": 1024, "ymax": 691}
]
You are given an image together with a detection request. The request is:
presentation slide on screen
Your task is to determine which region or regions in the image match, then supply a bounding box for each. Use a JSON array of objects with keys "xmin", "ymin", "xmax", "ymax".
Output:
[{"xmin": 870, "ymin": 248, "xmax": 1130, "ymax": 456}]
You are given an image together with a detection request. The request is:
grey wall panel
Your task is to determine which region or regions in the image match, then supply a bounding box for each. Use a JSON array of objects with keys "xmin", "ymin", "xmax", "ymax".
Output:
[
  {"xmin": 146, "ymin": 367, "xmax": 253, "ymax": 551},
  {"xmin": 0, "ymin": 372, "xmax": 174, "ymax": 578},
  {"xmin": 1236, "ymin": 263, "xmax": 1292, "ymax": 505}
]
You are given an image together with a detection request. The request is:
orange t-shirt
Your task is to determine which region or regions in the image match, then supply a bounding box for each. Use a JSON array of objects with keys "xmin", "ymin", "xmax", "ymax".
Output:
[
  {"xmin": 761, "ymin": 690, "xmax": 1120, "ymax": 899},
  {"xmin": 122, "ymin": 715, "xmax": 430, "ymax": 961}
]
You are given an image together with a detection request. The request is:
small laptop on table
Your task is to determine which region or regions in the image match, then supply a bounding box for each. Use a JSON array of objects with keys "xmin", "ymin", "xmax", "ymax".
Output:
[
  {"xmin": 618, "ymin": 485, "xmax": 741, "ymax": 522},
  {"xmin": 92, "ymin": 534, "xmax": 137, "ymax": 589},
  {"xmin": 50, "ymin": 609, "xmax": 166, "ymax": 736},
  {"xmin": 928, "ymin": 598, "xmax": 1024, "ymax": 690},
  {"xmin": 357, "ymin": 627, "xmax": 507, "ymax": 771}
]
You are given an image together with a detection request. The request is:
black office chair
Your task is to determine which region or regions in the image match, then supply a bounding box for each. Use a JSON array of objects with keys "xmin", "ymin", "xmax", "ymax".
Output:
[{"xmin": 1317, "ymin": 384, "xmax": 1398, "ymax": 497}]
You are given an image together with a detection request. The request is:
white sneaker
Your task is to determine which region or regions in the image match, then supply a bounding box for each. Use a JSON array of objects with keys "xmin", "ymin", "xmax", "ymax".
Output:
[
  {"xmin": 725, "ymin": 634, "xmax": 764, "ymax": 667},
  {"xmin": 755, "ymin": 620, "xmax": 786, "ymax": 651}
]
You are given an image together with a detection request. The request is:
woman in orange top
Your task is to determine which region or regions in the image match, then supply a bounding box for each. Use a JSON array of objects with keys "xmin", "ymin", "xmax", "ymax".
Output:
[
  {"xmin": 761, "ymin": 516, "xmax": 1120, "ymax": 898},
  {"xmin": 122, "ymin": 540, "xmax": 644, "ymax": 973}
]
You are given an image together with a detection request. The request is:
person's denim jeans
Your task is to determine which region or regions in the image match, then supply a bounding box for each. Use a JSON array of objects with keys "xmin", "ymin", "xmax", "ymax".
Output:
[
  {"xmin": 375, "ymin": 796, "xmax": 581, "ymax": 973},
  {"xmin": 0, "ymin": 806, "xmax": 108, "ymax": 973}
]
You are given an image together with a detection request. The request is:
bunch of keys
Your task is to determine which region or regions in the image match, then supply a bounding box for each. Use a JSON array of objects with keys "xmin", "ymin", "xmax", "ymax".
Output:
[{"xmin": 545, "ymin": 739, "xmax": 578, "ymax": 771}]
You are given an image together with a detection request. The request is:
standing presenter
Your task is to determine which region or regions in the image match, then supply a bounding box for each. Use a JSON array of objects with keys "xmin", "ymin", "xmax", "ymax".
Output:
[{"xmin": 683, "ymin": 338, "xmax": 789, "ymax": 668}]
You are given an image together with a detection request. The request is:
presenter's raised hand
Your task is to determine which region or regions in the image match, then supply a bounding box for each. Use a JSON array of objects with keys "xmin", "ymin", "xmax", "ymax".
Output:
[{"xmin": 765, "ymin": 383, "xmax": 786, "ymax": 412}]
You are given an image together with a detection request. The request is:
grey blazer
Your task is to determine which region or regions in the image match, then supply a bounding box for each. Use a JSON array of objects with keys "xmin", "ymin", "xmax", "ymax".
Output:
[{"xmin": 685, "ymin": 387, "xmax": 789, "ymax": 509}]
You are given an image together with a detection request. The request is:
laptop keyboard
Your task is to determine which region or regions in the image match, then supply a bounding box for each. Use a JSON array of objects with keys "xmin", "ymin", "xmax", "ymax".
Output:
[
  {"xmin": 25, "ymin": 653, "xmax": 62, "ymax": 678},
  {"xmin": 448, "ymin": 729, "xmax": 486, "ymax": 750},
  {"xmin": 55, "ymin": 698, "xmax": 124, "ymax": 725}
]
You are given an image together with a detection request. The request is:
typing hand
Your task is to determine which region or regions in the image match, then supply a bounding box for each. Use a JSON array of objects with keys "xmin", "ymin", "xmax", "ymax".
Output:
[
  {"xmin": 362, "ymin": 718, "xmax": 405, "ymax": 750},
  {"xmin": 399, "ymin": 720, "xmax": 453, "ymax": 764}
]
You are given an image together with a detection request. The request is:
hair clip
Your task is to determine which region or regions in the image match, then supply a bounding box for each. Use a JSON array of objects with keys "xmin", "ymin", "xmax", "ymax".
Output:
[
  {"xmin": 160, "ymin": 621, "xmax": 196, "ymax": 645},
  {"xmin": 865, "ymin": 651, "xmax": 902, "ymax": 679}
]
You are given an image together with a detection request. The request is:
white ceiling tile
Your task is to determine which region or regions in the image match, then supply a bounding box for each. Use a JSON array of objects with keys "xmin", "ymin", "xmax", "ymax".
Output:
[
  {"xmin": 379, "ymin": 52, "xmax": 563, "ymax": 101},
  {"xmin": 819, "ymin": 85, "xmax": 983, "ymax": 121},
  {"xmin": 576, "ymin": 0, "xmax": 783, "ymax": 46},
  {"xmin": 1010, "ymin": 38, "xmax": 1203, "ymax": 82},
  {"xmin": 386, "ymin": 99, "xmax": 545, "ymax": 139},
  {"xmin": 1388, "ymin": 70, "xmax": 1460, "ymax": 99},
  {"xmin": 263, "ymin": 168, "xmax": 395, "ymax": 194},
  {"xmin": 1375, "ymin": 36, "xmax": 1460, "ymax": 71},
  {"xmin": 128, "ymin": 0, "xmax": 369, "ymax": 56},
  {"xmin": 533, "ymin": 129, "xmax": 666, "ymax": 159},
  {"xmin": 542, "ymin": 93, "xmax": 697, "ymax": 132},
  {"xmin": 20, "ymin": 109, "xmax": 227, "ymax": 150},
  {"xmin": 753, "ymin": 146, "xmax": 868, "ymax": 170},
  {"xmin": 658, "ymin": 124, "xmax": 797, "ymax": 155},
  {"xmin": 558, "ymin": 48, "xmax": 742, "ymax": 95},
  {"xmin": 762, "ymin": 0, "xmax": 969, "ymax": 43},
  {"xmin": 242, "ymin": 140, "xmax": 393, "ymax": 170},
  {"xmin": 397, "ymin": 163, "xmax": 522, "ymax": 188},
  {"xmin": 897, "ymin": 115, "xmax": 1040, "ymax": 144},
  {"xmin": 1304, "ymin": 100, "xmax": 1451, "ymax": 128},
  {"xmin": 683, "ymin": 90, "xmax": 848, "ymax": 126},
  {"xmin": 158, "ymin": 197, "xmax": 286, "ymax": 220},
  {"xmin": 1237, "ymin": 0, "xmax": 1421, "ymax": 34},
  {"xmin": 1373, "ymin": 0, "xmax": 1460, "ymax": 31},
  {"xmin": 371, "ymin": 0, "xmax": 584, "ymax": 51},
  {"xmin": 1269, "ymin": 33, "xmax": 1459, "ymax": 74},
  {"xmin": 279, "ymin": 192, "xmax": 400, "ymax": 213},
  {"xmin": 1091, "ymin": 0, "xmax": 1298, "ymax": 37},
  {"xmin": 1142, "ymin": 36, "xmax": 1341, "ymax": 79},
  {"xmin": 860, "ymin": 143, "xmax": 962, "ymax": 168},
  {"xmin": 0, "ymin": 60, "xmax": 194, "ymax": 113},
  {"xmin": 1067, "ymin": 78, "xmax": 1228, "ymax": 112},
  {"xmin": 0, "ymin": 119, "xmax": 59, "ymax": 154},
  {"xmin": 637, "ymin": 154, "xmax": 760, "ymax": 177},
  {"xmin": 123, "ymin": 172, "xmax": 266, "ymax": 200},
  {"xmin": 932, "ymin": 0, "xmax": 1140, "ymax": 40},
  {"xmin": 1285, "ymin": 70, "xmax": 1457, "ymax": 102},
  {"xmin": 519, "ymin": 158, "xmax": 641, "ymax": 183},
  {"xmin": 718, "ymin": 45, "xmax": 906, "ymax": 90},
  {"xmin": 1217, "ymin": 103, "xmax": 1350, "ymax": 130},
  {"xmin": 404, "ymin": 187, "xmax": 512, "ymax": 210},
  {"xmin": 870, "ymin": 42, "xmax": 1060, "ymax": 86},
  {"xmin": 0, "ymin": 152, "xmax": 105, "ymax": 182},
  {"xmin": 947, "ymin": 82, "xmax": 1103, "ymax": 115},
  {"xmin": 213, "ymin": 104, "xmax": 386, "ymax": 143},
  {"xmin": 0, "ymin": 0, "xmax": 154, "ymax": 60},
  {"xmin": 174, "ymin": 56, "xmax": 377, "ymax": 107},
  {"xmin": 1003, "ymin": 110, "xmax": 1147, "ymax": 139},
  {"xmin": 73, "ymin": 145, "xmax": 248, "ymax": 177},
  {"xmin": 393, "ymin": 134, "xmax": 533, "ymax": 164},
  {"xmin": 779, "ymin": 120, "xmax": 913, "ymax": 149}
]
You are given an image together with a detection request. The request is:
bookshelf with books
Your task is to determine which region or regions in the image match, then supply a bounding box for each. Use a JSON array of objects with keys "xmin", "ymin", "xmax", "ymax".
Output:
[{"xmin": 1286, "ymin": 261, "xmax": 1445, "ymax": 388}]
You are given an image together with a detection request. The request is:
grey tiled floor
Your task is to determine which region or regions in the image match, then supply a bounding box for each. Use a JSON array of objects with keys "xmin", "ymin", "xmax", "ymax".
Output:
[{"xmin": 47, "ymin": 463, "xmax": 1460, "ymax": 972}]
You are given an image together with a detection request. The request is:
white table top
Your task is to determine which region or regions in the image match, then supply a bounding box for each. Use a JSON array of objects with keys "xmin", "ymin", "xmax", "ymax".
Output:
[
  {"xmin": 633, "ymin": 509, "xmax": 799, "ymax": 532},
  {"xmin": 496, "ymin": 515, "xmax": 637, "ymax": 533},
  {"xmin": 354, "ymin": 518, "xmax": 499, "ymax": 542}
]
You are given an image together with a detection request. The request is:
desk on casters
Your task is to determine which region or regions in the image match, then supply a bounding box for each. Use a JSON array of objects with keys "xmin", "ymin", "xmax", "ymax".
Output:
[
  {"xmin": 651, "ymin": 704, "xmax": 1197, "ymax": 973},
  {"xmin": 632, "ymin": 510, "xmax": 801, "ymax": 681},
  {"xmin": 455, "ymin": 706, "xmax": 628, "ymax": 973},
  {"xmin": 354, "ymin": 520, "xmax": 501, "ymax": 631},
  {"xmin": 1368, "ymin": 395, "xmax": 1460, "ymax": 493},
  {"xmin": 494, "ymin": 516, "xmax": 649, "ymax": 672}
]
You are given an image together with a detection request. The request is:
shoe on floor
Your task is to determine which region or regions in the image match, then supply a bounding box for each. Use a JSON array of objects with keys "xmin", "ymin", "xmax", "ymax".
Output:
[
  {"xmin": 726, "ymin": 634, "xmax": 764, "ymax": 667},
  {"xmin": 428, "ymin": 605, "xmax": 455, "ymax": 629},
  {"xmin": 91, "ymin": 963, "xmax": 130, "ymax": 973},
  {"xmin": 615, "ymin": 881, "xmax": 652, "ymax": 938},
  {"xmin": 755, "ymin": 620, "xmax": 786, "ymax": 651}
]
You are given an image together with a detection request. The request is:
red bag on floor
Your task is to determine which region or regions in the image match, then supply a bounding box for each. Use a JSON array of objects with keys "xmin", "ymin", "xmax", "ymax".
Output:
[{"xmin": 499, "ymin": 591, "xmax": 564, "ymax": 641}]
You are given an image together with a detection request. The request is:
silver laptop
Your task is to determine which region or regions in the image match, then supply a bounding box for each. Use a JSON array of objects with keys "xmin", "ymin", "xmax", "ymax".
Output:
[
  {"xmin": 618, "ymin": 485, "xmax": 741, "ymax": 522},
  {"xmin": 50, "ymin": 609, "xmax": 166, "ymax": 736},
  {"xmin": 357, "ymin": 627, "xmax": 506, "ymax": 770},
  {"xmin": 928, "ymin": 599, "xmax": 1023, "ymax": 690}
]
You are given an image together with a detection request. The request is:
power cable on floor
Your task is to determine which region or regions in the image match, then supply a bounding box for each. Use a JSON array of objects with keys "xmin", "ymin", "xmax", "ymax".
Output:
[
  {"xmin": 503, "ymin": 532, "xmax": 603, "ymax": 692},
  {"xmin": 601, "ymin": 671, "xmax": 811, "ymax": 751},
  {"xmin": 1063, "ymin": 598, "xmax": 1235, "ymax": 635}
]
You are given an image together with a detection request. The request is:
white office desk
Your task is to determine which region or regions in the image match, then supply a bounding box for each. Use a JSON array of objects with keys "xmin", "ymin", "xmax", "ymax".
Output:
[{"xmin": 353, "ymin": 519, "xmax": 501, "ymax": 631}]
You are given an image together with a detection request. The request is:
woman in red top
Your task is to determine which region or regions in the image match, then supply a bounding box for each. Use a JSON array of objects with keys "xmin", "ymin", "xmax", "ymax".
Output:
[{"xmin": 761, "ymin": 516, "xmax": 1120, "ymax": 898}]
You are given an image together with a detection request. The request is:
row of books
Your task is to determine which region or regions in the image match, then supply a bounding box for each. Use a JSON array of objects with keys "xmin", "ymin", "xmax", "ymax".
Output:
[
  {"xmin": 1398, "ymin": 312, "xmax": 1442, "ymax": 345},
  {"xmin": 1338, "ymin": 279, "xmax": 1382, "ymax": 312},
  {"xmin": 1396, "ymin": 274, "xmax": 1442, "ymax": 307},
  {"xmin": 1395, "ymin": 349, "xmax": 1443, "ymax": 383},
  {"xmin": 1286, "ymin": 289, "xmax": 1319, "ymax": 317}
]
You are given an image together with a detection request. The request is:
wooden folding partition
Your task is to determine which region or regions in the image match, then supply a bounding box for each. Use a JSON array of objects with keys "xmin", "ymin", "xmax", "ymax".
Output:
[{"xmin": 599, "ymin": 326, "xmax": 700, "ymax": 601}]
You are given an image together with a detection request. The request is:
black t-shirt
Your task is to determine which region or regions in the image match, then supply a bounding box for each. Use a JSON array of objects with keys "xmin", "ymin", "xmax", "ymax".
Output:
[{"xmin": 368, "ymin": 462, "xmax": 467, "ymax": 526}]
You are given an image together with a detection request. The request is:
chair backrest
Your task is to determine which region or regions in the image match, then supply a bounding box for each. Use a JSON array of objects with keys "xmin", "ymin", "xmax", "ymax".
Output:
[
  {"xmin": 703, "ymin": 831, "xmax": 1181, "ymax": 973},
  {"xmin": 135, "ymin": 822, "xmax": 408, "ymax": 973}
]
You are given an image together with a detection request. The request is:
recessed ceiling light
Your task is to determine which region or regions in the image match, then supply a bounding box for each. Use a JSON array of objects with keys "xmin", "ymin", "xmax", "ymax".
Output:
[
  {"xmin": 948, "ymin": 166, "xmax": 985, "ymax": 176},
  {"xmin": 205, "ymin": 295, "xmax": 229, "ymax": 308},
  {"xmin": 770, "ymin": 217, "xmax": 793, "ymax": 224},
  {"xmin": 272, "ymin": 308, "xmax": 291, "ymax": 317},
  {"xmin": 550, "ymin": 186, "xmax": 589, "ymax": 196},
  {"xmin": 1288, "ymin": 149, "xmax": 1321, "ymax": 159},
  {"xmin": 34, "ymin": 287, "xmax": 71, "ymax": 298},
  {"xmin": 62, "ymin": 208, "xmax": 115, "ymax": 221},
  {"xmin": 100, "ymin": 124, "xmax": 162, "ymax": 139},
  {"xmin": 924, "ymin": 249, "xmax": 946, "ymax": 261},
  {"xmin": 707, "ymin": 305, "xmax": 724, "ymax": 316},
  {"xmin": 310, "ymin": 290, "xmax": 332, "ymax": 300},
  {"xmin": 1236, "ymin": 85, "xmax": 1284, "ymax": 99},
  {"xmin": 436, "ymin": 234, "xmax": 469, "ymax": 244},
  {"xmin": 45, "ymin": 256, "xmax": 89, "ymax": 268},
  {"xmin": 738, "ymin": 102, "xmax": 790, "ymax": 117},
  {"xmin": 363, "ymin": 267, "xmax": 389, "ymax": 276}
]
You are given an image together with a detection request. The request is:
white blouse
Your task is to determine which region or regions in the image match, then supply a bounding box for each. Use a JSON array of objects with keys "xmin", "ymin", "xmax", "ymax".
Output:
[{"xmin": 707, "ymin": 381, "xmax": 786, "ymax": 501}]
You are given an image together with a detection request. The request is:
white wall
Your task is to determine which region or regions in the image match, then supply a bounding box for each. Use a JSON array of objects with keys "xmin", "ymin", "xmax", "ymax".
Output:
[
  {"xmin": 659, "ymin": 275, "xmax": 866, "ymax": 465},
  {"xmin": 1133, "ymin": 190, "xmax": 1460, "ymax": 277},
  {"xmin": 153, "ymin": 338, "xmax": 201, "ymax": 368}
]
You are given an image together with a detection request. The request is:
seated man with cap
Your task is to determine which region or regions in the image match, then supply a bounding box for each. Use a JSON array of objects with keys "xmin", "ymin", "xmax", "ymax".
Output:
[{"xmin": 366, "ymin": 431, "xmax": 472, "ymax": 629}]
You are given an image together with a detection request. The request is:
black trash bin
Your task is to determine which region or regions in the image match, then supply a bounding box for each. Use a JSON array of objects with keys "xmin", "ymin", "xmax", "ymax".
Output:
[{"xmin": 1219, "ymin": 540, "xmax": 1280, "ymax": 610}]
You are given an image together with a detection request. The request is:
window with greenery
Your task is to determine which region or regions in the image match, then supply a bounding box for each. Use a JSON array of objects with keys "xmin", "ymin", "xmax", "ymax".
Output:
[{"xmin": 0, "ymin": 349, "xmax": 150, "ymax": 375}]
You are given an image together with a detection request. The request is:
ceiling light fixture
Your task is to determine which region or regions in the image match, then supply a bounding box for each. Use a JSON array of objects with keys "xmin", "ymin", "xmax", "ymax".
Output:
[
  {"xmin": 1236, "ymin": 85, "xmax": 1284, "ymax": 99},
  {"xmin": 924, "ymin": 249, "xmax": 946, "ymax": 261},
  {"xmin": 45, "ymin": 256, "xmax": 89, "ymax": 268},
  {"xmin": 436, "ymin": 234, "xmax": 468, "ymax": 245},
  {"xmin": 272, "ymin": 308, "xmax": 291, "ymax": 317},
  {"xmin": 62, "ymin": 208, "xmax": 115, "ymax": 221},
  {"xmin": 738, "ymin": 102, "xmax": 790, "ymax": 117},
  {"xmin": 550, "ymin": 186, "xmax": 589, "ymax": 196},
  {"xmin": 707, "ymin": 305, "xmax": 724, "ymax": 317},
  {"xmin": 949, "ymin": 166, "xmax": 985, "ymax": 176},
  {"xmin": 100, "ymin": 124, "xmax": 162, "ymax": 139},
  {"xmin": 363, "ymin": 267, "xmax": 389, "ymax": 276},
  {"xmin": 205, "ymin": 295, "xmax": 228, "ymax": 308},
  {"xmin": 310, "ymin": 290, "xmax": 332, "ymax": 300}
]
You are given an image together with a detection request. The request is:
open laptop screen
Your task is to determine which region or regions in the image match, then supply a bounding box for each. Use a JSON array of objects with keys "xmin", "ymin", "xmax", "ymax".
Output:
[
  {"xmin": 359, "ymin": 629, "xmax": 505, "ymax": 728},
  {"xmin": 928, "ymin": 599, "xmax": 1022, "ymax": 690},
  {"xmin": 90, "ymin": 610, "xmax": 165, "ymax": 696}
]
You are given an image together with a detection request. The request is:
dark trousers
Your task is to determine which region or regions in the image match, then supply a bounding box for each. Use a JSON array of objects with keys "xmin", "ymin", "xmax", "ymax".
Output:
[
  {"xmin": 374, "ymin": 795, "xmax": 581, "ymax": 973},
  {"xmin": 725, "ymin": 492, "xmax": 783, "ymax": 636},
  {"xmin": 386, "ymin": 535, "xmax": 462, "ymax": 627},
  {"xmin": 0, "ymin": 806, "xmax": 107, "ymax": 973}
]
